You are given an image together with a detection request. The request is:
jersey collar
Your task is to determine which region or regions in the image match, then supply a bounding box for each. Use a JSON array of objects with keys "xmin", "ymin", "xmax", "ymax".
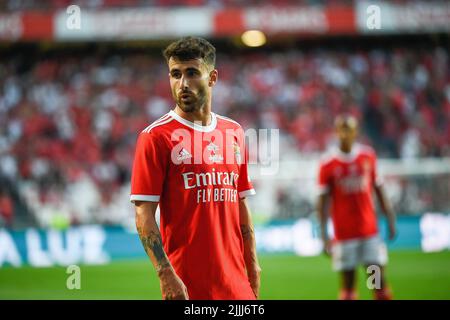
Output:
[
  {"xmin": 334, "ymin": 143, "xmax": 361, "ymax": 162},
  {"xmin": 169, "ymin": 110, "xmax": 217, "ymax": 133}
]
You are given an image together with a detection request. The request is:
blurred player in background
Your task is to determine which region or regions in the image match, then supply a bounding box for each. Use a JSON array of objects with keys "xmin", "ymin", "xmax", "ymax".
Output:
[
  {"xmin": 316, "ymin": 115, "xmax": 397, "ymax": 300},
  {"xmin": 130, "ymin": 37, "xmax": 261, "ymax": 300}
]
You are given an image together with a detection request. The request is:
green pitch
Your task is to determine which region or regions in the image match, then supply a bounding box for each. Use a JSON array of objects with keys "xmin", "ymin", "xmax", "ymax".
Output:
[{"xmin": 1, "ymin": 250, "xmax": 449, "ymax": 300}]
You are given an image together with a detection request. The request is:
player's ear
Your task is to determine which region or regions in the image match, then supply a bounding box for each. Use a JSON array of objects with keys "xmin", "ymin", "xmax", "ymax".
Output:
[{"xmin": 208, "ymin": 69, "xmax": 218, "ymax": 87}]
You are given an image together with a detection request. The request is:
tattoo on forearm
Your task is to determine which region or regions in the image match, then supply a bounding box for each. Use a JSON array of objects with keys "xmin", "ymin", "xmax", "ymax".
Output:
[
  {"xmin": 137, "ymin": 226, "xmax": 170, "ymax": 272},
  {"xmin": 240, "ymin": 224, "xmax": 254, "ymax": 241}
]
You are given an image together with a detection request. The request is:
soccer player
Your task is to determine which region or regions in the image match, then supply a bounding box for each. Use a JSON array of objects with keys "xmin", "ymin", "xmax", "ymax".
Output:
[
  {"xmin": 316, "ymin": 115, "xmax": 397, "ymax": 300},
  {"xmin": 130, "ymin": 37, "xmax": 261, "ymax": 300}
]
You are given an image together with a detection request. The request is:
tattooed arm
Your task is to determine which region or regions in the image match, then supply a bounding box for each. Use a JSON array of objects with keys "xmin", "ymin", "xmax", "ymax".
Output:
[
  {"xmin": 239, "ymin": 198, "xmax": 261, "ymax": 299},
  {"xmin": 134, "ymin": 201, "xmax": 189, "ymax": 300}
]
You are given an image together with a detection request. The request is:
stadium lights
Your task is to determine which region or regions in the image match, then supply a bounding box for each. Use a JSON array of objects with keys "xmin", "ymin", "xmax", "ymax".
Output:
[{"xmin": 241, "ymin": 30, "xmax": 267, "ymax": 47}]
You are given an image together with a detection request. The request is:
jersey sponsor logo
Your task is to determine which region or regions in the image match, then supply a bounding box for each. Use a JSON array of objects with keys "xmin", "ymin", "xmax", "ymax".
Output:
[
  {"xmin": 182, "ymin": 169, "xmax": 239, "ymax": 203},
  {"xmin": 196, "ymin": 188, "xmax": 238, "ymax": 203},
  {"xmin": 338, "ymin": 174, "xmax": 370, "ymax": 193},
  {"xmin": 182, "ymin": 169, "xmax": 239, "ymax": 189}
]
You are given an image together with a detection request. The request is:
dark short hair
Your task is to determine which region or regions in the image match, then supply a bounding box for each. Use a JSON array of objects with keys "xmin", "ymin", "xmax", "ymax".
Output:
[{"xmin": 163, "ymin": 36, "xmax": 216, "ymax": 69}]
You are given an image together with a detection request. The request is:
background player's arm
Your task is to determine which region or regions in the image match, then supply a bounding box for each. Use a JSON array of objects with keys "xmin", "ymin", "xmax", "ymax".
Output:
[
  {"xmin": 239, "ymin": 198, "xmax": 262, "ymax": 299},
  {"xmin": 317, "ymin": 192, "xmax": 332, "ymax": 256},
  {"xmin": 374, "ymin": 185, "xmax": 397, "ymax": 240},
  {"xmin": 134, "ymin": 201, "xmax": 189, "ymax": 300}
]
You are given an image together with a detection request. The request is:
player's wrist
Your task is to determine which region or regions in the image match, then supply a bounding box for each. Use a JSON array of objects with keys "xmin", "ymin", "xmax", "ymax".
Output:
[
  {"xmin": 247, "ymin": 264, "xmax": 262, "ymax": 278},
  {"xmin": 157, "ymin": 265, "xmax": 176, "ymax": 280}
]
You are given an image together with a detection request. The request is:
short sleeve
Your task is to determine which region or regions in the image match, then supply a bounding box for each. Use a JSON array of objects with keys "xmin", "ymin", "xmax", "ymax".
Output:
[
  {"xmin": 318, "ymin": 162, "xmax": 331, "ymax": 195},
  {"xmin": 130, "ymin": 132, "xmax": 168, "ymax": 203},
  {"xmin": 237, "ymin": 128, "xmax": 255, "ymax": 199}
]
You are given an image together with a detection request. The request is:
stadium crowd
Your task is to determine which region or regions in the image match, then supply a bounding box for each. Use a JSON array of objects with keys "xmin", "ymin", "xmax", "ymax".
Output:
[{"xmin": 0, "ymin": 45, "xmax": 449, "ymax": 226}]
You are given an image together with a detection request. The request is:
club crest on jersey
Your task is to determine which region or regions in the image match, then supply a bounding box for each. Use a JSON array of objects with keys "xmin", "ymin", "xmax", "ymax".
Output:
[
  {"xmin": 363, "ymin": 159, "xmax": 371, "ymax": 173},
  {"xmin": 233, "ymin": 142, "xmax": 241, "ymax": 164}
]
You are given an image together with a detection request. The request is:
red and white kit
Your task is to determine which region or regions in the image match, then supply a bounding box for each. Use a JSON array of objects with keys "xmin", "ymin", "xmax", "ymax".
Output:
[
  {"xmin": 318, "ymin": 143, "xmax": 387, "ymax": 270},
  {"xmin": 130, "ymin": 110, "xmax": 256, "ymax": 299}
]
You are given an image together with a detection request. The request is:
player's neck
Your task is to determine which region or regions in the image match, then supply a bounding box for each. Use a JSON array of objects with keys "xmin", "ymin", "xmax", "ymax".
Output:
[
  {"xmin": 174, "ymin": 105, "xmax": 212, "ymax": 126},
  {"xmin": 339, "ymin": 143, "xmax": 353, "ymax": 154}
]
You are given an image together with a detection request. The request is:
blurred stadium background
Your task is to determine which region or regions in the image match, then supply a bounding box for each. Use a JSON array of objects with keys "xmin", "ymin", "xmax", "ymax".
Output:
[{"xmin": 0, "ymin": 0, "xmax": 449, "ymax": 299}]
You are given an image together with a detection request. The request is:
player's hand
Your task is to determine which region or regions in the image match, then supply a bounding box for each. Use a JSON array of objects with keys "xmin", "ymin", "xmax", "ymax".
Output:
[
  {"xmin": 388, "ymin": 224, "xmax": 397, "ymax": 241},
  {"xmin": 158, "ymin": 268, "xmax": 189, "ymax": 300},
  {"xmin": 323, "ymin": 239, "xmax": 332, "ymax": 257},
  {"xmin": 248, "ymin": 265, "xmax": 262, "ymax": 299}
]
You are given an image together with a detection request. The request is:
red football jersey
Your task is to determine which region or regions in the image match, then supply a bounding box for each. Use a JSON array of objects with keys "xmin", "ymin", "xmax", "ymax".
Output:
[
  {"xmin": 130, "ymin": 110, "xmax": 256, "ymax": 300},
  {"xmin": 318, "ymin": 144, "xmax": 382, "ymax": 241}
]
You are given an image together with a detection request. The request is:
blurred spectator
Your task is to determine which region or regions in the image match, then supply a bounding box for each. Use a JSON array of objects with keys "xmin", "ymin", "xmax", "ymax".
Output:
[{"xmin": 0, "ymin": 189, "xmax": 14, "ymax": 227}]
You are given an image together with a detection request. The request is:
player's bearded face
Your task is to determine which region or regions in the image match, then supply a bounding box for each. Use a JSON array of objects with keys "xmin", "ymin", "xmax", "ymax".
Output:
[
  {"xmin": 174, "ymin": 83, "xmax": 208, "ymax": 113},
  {"xmin": 168, "ymin": 58, "xmax": 212, "ymax": 113}
]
